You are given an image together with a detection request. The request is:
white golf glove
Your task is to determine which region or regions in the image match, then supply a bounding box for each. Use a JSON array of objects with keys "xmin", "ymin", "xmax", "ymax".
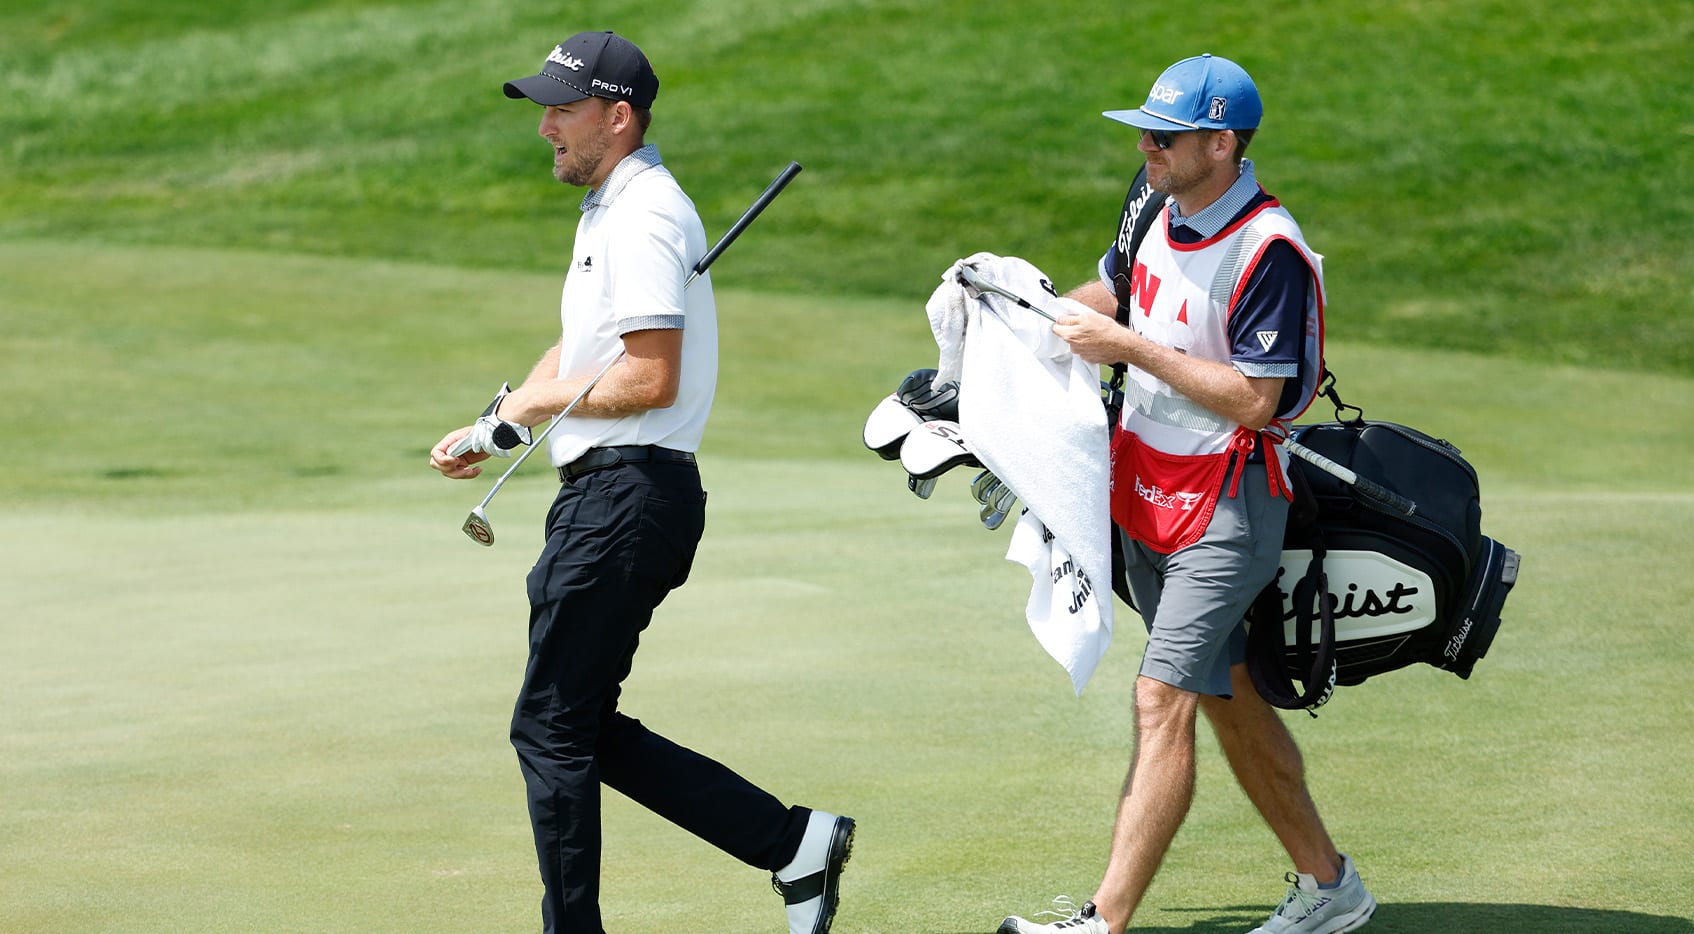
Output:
[
  {"xmin": 970, "ymin": 469, "xmax": 1019, "ymax": 530},
  {"xmin": 447, "ymin": 382, "xmax": 532, "ymax": 457},
  {"xmin": 451, "ymin": 414, "xmax": 532, "ymax": 458}
]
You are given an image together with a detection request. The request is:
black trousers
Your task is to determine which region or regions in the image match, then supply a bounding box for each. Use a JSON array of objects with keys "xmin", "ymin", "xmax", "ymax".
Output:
[{"xmin": 512, "ymin": 457, "xmax": 810, "ymax": 934}]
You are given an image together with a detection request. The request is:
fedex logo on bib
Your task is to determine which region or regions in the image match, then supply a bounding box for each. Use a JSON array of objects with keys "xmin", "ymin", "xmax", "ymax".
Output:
[{"xmin": 1136, "ymin": 476, "xmax": 1203, "ymax": 511}]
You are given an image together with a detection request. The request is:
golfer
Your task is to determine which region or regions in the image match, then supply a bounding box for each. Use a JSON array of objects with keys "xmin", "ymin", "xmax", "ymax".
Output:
[
  {"xmin": 427, "ymin": 30, "xmax": 852, "ymax": 934},
  {"xmin": 998, "ymin": 55, "xmax": 1375, "ymax": 933}
]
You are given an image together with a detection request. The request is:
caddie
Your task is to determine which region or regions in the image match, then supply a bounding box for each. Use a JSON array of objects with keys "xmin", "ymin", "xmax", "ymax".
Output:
[
  {"xmin": 997, "ymin": 54, "xmax": 1376, "ymax": 934},
  {"xmin": 427, "ymin": 29, "xmax": 852, "ymax": 934}
]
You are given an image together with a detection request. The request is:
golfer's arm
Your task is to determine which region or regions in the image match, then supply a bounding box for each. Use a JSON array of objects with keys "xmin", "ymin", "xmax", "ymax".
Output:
[
  {"xmin": 499, "ymin": 329, "xmax": 682, "ymax": 426},
  {"xmin": 518, "ymin": 342, "xmax": 562, "ymax": 389}
]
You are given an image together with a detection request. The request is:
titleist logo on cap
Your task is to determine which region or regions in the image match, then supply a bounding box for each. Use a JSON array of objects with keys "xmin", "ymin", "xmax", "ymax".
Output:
[{"xmin": 547, "ymin": 47, "xmax": 586, "ymax": 71}]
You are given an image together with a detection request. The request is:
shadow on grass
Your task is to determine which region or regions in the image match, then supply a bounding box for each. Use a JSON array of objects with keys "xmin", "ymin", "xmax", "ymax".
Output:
[{"xmin": 938, "ymin": 902, "xmax": 1694, "ymax": 933}]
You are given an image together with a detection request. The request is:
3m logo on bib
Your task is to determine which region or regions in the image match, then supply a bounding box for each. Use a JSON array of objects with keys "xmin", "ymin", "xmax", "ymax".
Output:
[
  {"xmin": 1272, "ymin": 550, "xmax": 1435, "ymax": 642},
  {"xmin": 547, "ymin": 48, "xmax": 586, "ymax": 70}
]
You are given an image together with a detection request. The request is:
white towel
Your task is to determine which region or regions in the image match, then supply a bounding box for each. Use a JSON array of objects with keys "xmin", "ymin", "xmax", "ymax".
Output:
[{"xmin": 924, "ymin": 254, "xmax": 1114, "ymax": 694}]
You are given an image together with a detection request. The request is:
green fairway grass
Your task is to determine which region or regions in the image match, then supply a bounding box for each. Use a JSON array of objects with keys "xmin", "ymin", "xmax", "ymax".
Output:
[
  {"xmin": 4, "ymin": 242, "xmax": 1693, "ymax": 931},
  {"xmin": 4, "ymin": 1, "xmax": 1693, "ymax": 930}
]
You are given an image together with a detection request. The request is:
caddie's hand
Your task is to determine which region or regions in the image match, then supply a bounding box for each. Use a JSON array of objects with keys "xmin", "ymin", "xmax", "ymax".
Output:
[
  {"xmin": 449, "ymin": 415, "xmax": 533, "ymax": 459},
  {"xmin": 1052, "ymin": 299, "xmax": 1128, "ymax": 365},
  {"xmin": 430, "ymin": 427, "xmax": 491, "ymax": 480}
]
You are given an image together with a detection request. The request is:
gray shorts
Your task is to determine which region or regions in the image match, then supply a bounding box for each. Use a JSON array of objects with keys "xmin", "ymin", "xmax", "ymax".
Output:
[{"xmin": 1120, "ymin": 462, "xmax": 1289, "ymax": 697}]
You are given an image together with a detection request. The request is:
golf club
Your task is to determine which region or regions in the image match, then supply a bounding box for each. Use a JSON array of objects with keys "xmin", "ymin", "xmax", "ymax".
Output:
[
  {"xmin": 1283, "ymin": 439, "xmax": 1418, "ymax": 517},
  {"xmin": 956, "ymin": 264, "xmax": 1059, "ymax": 322},
  {"xmin": 461, "ymin": 160, "xmax": 804, "ymax": 546}
]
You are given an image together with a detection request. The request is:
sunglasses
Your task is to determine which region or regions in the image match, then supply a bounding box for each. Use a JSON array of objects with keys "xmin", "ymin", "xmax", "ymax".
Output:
[{"xmin": 1140, "ymin": 128, "xmax": 1192, "ymax": 150}]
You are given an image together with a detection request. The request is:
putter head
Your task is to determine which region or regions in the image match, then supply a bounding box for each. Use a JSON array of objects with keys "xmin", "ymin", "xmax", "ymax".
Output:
[{"xmin": 462, "ymin": 506, "xmax": 495, "ymax": 546}]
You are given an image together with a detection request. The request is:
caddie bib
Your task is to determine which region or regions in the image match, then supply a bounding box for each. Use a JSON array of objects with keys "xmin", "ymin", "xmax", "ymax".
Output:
[
  {"xmin": 1111, "ymin": 426, "xmax": 1274, "ymax": 553},
  {"xmin": 1108, "ymin": 200, "xmax": 1323, "ymax": 553}
]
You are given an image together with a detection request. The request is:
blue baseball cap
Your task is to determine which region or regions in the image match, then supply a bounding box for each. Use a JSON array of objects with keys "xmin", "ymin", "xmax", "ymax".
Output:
[{"xmin": 1103, "ymin": 53, "xmax": 1262, "ymax": 132}]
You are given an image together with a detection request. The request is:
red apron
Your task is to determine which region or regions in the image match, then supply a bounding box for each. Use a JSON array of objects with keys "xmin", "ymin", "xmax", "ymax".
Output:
[{"xmin": 1110, "ymin": 426, "xmax": 1286, "ymax": 554}]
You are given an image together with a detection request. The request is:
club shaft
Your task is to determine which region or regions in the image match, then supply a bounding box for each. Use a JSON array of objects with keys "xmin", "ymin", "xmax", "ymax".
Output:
[
  {"xmin": 957, "ymin": 265, "xmax": 1057, "ymax": 322},
  {"xmin": 475, "ymin": 352, "xmax": 621, "ymax": 509},
  {"xmin": 1284, "ymin": 440, "xmax": 1418, "ymax": 517},
  {"xmin": 692, "ymin": 161, "xmax": 801, "ymax": 281}
]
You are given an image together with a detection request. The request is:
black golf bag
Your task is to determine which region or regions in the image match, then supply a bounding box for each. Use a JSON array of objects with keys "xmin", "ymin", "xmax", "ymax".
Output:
[{"xmin": 1244, "ymin": 392, "xmax": 1522, "ymax": 712}]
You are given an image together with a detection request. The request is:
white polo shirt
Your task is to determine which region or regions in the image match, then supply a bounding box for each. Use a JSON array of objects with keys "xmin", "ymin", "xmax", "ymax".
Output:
[{"xmin": 547, "ymin": 145, "xmax": 718, "ymax": 468}]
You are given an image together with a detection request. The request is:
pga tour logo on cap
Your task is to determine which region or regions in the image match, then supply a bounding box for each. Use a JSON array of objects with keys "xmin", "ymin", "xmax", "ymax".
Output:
[{"xmin": 1209, "ymin": 96, "xmax": 1228, "ymax": 122}]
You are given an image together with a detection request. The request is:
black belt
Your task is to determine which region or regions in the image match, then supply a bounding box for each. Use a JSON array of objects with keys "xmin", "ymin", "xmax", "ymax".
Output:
[{"xmin": 558, "ymin": 445, "xmax": 696, "ymax": 482}]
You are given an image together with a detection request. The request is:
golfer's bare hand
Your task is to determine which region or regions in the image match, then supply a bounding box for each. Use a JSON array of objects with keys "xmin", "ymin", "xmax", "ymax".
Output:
[
  {"xmin": 1053, "ymin": 304, "xmax": 1131, "ymax": 365},
  {"xmin": 430, "ymin": 427, "xmax": 491, "ymax": 479}
]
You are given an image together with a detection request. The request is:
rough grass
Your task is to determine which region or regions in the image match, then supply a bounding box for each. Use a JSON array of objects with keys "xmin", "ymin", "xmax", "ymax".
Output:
[{"xmin": 2, "ymin": 0, "xmax": 1691, "ymax": 372}]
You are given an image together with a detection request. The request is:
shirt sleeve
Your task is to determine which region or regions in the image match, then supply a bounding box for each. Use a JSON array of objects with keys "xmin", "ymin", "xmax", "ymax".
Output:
[
  {"xmin": 604, "ymin": 198, "xmax": 690, "ymax": 334},
  {"xmin": 1228, "ymin": 239, "xmax": 1313, "ymax": 414},
  {"xmin": 1228, "ymin": 238, "xmax": 1310, "ymax": 376}
]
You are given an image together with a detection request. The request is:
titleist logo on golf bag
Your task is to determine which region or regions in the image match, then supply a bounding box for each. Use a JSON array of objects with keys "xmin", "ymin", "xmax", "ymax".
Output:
[
  {"xmin": 1116, "ymin": 185, "xmax": 1159, "ymax": 257},
  {"xmin": 1267, "ymin": 554, "xmax": 1428, "ymax": 629},
  {"xmin": 1246, "ymin": 417, "xmax": 1521, "ymax": 713}
]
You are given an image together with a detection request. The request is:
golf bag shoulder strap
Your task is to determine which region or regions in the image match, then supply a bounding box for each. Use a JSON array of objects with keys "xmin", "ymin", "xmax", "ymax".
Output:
[
  {"xmin": 1106, "ymin": 166, "xmax": 1167, "ymax": 424},
  {"xmin": 1244, "ymin": 375, "xmax": 1356, "ymax": 714},
  {"xmin": 1245, "ymin": 462, "xmax": 1338, "ymax": 715},
  {"xmin": 1107, "ymin": 167, "xmax": 1165, "ymax": 610},
  {"xmin": 1109, "ymin": 164, "xmax": 1166, "ymax": 326}
]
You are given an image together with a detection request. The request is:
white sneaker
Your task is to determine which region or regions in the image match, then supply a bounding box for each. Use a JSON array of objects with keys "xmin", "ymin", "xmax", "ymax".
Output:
[
  {"xmin": 1247, "ymin": 854, "xmax": 1376, "ymax": 934},
  {"xmin": 998, "ymin": 897, "xmax": 1109, "ymax": 933},
  {"xmin": 771, "ymin": 811, "xmax": 854, "ymax": 934}
]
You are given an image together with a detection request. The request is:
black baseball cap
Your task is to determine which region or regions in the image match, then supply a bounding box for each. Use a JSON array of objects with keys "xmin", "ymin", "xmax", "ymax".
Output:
[{"xmin": 502, "ymin": 31, "xmax": 659, "ymax": 109}]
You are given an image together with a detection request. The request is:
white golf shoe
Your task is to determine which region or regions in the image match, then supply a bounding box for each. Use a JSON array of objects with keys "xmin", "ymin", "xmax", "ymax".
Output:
[
  {"xmin": 998, "ymin": 897, "xmax": 1110, "ymax": 933},
  {"xmin": 1247, "ymin": 854, "xmax": 1376, "ymax": 934},
  {"xmin": 771, "ymin": 811, "xmax": 854, "ymax": 934}
]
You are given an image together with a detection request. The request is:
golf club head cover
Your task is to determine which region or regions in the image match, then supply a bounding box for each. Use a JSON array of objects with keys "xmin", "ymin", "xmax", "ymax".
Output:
[
  {"xmin": 863, "ymin": 393, "xmax": 925, "ymax": 460},
  {"xmin": 895, "ymin": 368, "xmax": 960, "ymax": 422},
  {"xmin": 899, "ymin": 419, "xmax": 981, "ymax": 480}
]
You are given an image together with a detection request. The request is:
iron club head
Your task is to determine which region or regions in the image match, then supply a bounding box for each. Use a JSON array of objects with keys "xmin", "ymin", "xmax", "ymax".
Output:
[
  {"xmin": 956, "ymin": 264, "xmax": 1058, "ymax": 322},
  {"xmin": 462, "ymin": 505, "xmax": 495, "ymax": 546}
]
